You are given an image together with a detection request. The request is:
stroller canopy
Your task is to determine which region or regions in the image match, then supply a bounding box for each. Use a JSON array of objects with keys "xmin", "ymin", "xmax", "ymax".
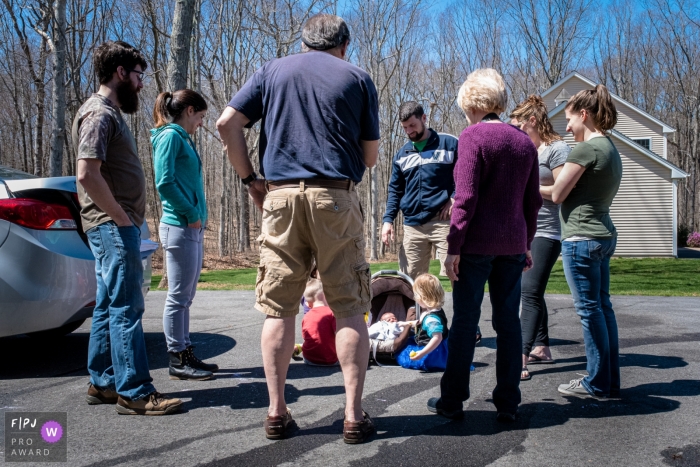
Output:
[{"xmin": 370, "ymin": 272, "xmax": 417, "ymax": 325}]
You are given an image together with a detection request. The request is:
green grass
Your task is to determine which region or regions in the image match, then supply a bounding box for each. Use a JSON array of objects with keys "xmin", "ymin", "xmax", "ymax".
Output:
[{"xmin": 151, "ymin": 258, "xmax": 700, "ymax": 296}]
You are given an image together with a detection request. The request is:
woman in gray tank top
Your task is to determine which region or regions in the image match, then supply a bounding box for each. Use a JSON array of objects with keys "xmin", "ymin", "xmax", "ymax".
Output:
[{"xmin": 510, "ymin": 96, "xmax": 570, "ymax": 381}]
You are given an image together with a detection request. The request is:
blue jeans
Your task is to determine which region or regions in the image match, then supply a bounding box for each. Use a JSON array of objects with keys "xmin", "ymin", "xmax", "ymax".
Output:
[
  {"xmin": 562, "ymin": 238, "xmax": 619, "ymax": 397},
  {"xmin": 86, "ymin": 222, "xmax": 155, "ymax": 400},
  {"xmin": 159, "ymin": 223, "xmax": 204, "ymax": 353},
  {"xmin": 439, "ymin": 253, "xmax": 525, "ymax": 415}
]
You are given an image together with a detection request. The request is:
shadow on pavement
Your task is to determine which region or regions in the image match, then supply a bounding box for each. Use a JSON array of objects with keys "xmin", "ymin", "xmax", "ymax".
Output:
[
  {"xmin": 619, "ymin": 332, "xmax": 700, "ymax": 349},
  {"xmin": 661, "ymin": 443, "xmax": 700, "ymax": 466},
  {"xmin": 195, "ymin": 378, "xmax": 700, "ymax": 467},
  {"xmin": 677, "ymin": 247, "xmax": 700, "ymax": 259},
  {"xmin": 172, "ymin": 381, "xmax": 346, "ymax": 411},
  {"xmin": 145, "ymin": 332, "xmax": 236, "ymax": 370},
  {"xmin": 75, "ymin": 378, "xmax": 700, "ymax": 467},
  {"xmin": 528, "ymin": 353, "xmax": 689, "ymax": 378},
  {"xmin": 0, "ymin": 332, "xmax": 235, "ymax": 379},
  {"xmin": 480, "ymin": 337, "xmax": 580, "ymax": 350},
  {"xmin": 221, "ymin": 362, "xmax": 344, "ymax": 381}
]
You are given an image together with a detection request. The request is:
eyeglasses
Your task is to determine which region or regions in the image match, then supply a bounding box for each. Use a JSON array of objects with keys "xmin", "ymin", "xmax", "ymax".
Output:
[{"xmin": 124, "ymin": 68, "xmax": 145, "ymax": 82}]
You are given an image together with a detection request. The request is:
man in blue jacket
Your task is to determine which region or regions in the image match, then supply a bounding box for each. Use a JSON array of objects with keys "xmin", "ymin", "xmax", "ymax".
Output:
[{"xmin": 382, "ymin": 102, "xmax": 457, "ymax": 278}]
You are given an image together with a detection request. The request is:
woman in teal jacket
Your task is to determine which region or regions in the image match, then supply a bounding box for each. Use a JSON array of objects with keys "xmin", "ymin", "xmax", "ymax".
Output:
[{"xmin": 152, "ymin": 89, "xmax": 217, "ymax": 381}]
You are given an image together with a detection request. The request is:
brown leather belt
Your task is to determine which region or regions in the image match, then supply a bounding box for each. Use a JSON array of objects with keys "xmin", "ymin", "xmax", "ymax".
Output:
[{"xmin": 266, "ymin": 179, "xmax": 355, "ymax": 192}]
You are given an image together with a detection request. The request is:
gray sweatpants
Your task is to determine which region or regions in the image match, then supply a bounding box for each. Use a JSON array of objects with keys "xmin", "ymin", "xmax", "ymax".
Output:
[{"xmin": 159, "ymin": 223, "xmax": 204, "ymax": 353}]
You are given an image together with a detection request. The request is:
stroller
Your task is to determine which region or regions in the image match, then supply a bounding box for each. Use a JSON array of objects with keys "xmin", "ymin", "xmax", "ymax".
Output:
[
  {"xmin": 368, "ymin": 269, "xmax": 482, "ymax": 369},
  {"xmin": 368, "ymin": 270, "xmax": 420, "ymax": 366}
]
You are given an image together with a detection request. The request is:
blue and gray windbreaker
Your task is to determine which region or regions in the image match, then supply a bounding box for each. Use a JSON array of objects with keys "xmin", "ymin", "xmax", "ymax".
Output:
[{"xmin": 383, "ymin": 129, "xmax": 458, "ymax": 226}]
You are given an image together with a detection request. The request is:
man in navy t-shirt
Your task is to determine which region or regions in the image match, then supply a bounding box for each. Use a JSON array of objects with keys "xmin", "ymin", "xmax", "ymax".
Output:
[{"xmin": 216, "ymin": 13, "xmax": 379, "ymax": 444}]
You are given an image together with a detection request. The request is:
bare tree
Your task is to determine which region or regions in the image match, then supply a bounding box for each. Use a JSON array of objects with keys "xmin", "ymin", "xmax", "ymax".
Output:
[
  {"xmin": 48, "ymin": 0, "xmax": 67, "ymax": 176},
  {"xmin": 167, "ymin": 0, "xmax": 196, "ymax": 91},
  {"xmin": 509, "ymin": 0, "xmax": 593, "ymax": 90},
  {"xmin": 1, "ymin": 0, "xmax": 51, "ymax": 176},
  {"xmin": 349, "ymin": 0, "xmax": 425, "ymax": 260},
  {"xmin": 0, "ymin": 0, "xmax": 697, "ymax": 264},
  {"xmin": 648, "ymin": 0, "xmax": 700, "ymax": 230}
]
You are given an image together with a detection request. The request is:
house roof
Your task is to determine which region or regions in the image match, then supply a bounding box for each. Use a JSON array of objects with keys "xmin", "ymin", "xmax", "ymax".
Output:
[
  {"xmin": 542, "ymin": 72, "xmax": 676, "ymax": 134},
  {"xmin": 548, "ymin": 102, "xmax": 688, "ymax": 179}
]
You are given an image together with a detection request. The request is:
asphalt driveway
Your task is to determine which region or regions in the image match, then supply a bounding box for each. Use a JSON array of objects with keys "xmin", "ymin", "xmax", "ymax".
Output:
[{"xmin": 1, "ymin": 292, "xmax": 699, "ymax": 466}]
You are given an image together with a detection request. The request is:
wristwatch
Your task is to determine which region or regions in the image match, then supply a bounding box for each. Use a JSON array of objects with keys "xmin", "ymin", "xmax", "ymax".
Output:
[{"xmin": 241, "ymin": 172, "xmax": 258, "ymax": 186}]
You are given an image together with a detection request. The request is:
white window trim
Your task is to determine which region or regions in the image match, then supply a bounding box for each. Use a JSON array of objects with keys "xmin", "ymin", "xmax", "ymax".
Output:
[{"xmin": 632, "ymin": 137, "xmax": 652, "ymax": 151}]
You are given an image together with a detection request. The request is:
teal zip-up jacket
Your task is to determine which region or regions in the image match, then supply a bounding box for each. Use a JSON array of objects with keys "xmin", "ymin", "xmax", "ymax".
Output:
[{"xmin": 151, "ymin": 123, "xmax": 208, "ymax": 226}]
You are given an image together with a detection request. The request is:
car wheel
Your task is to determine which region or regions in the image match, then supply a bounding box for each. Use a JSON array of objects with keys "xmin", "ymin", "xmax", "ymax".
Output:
[{"xmin": 26, "ymin": 319, "xmax": 87, "ymax": 339}]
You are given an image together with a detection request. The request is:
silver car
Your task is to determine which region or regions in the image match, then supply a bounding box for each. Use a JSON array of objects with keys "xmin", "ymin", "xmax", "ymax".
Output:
[{"xmin": 0, "ymin": 165, "xmax": 158, "ymax": 338}]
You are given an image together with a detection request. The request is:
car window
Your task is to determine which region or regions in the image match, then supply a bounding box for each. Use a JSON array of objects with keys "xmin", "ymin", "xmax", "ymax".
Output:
[{"xmin": 0, "ymin": 165, "xmax": 37, "ymax": 180}]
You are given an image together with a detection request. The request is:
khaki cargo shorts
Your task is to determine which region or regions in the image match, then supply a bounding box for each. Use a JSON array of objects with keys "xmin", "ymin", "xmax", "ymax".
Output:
[{"xmin": 255, "ymin": 185, "xmax": 371, "ymax": 319}]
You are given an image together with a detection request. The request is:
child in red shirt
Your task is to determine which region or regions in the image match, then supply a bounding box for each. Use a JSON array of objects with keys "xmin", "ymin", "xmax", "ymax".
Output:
[{"xmin": 300, "ymin": 279, "xmax": 339, "ymax": 366}]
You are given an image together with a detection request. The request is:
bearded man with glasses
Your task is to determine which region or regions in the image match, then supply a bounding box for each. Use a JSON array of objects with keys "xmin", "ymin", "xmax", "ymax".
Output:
[{"xmin": 74, "ymin": 40, "xmax": 183, "ymax": 416}]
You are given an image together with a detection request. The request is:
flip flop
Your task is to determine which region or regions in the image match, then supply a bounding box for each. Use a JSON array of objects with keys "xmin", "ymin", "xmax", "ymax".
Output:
[
  {"xmin": 521, "ymin": 367, "xmax": 531, "ymax": 381},
  {"xmin": 528, "ymin": 355, "xmax": 556, "ymax": 365}
]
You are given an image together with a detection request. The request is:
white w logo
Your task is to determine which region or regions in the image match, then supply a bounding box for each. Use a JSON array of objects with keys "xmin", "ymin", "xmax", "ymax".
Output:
[{"xmin": 45, "ymin": 427, "xmax": 58, "ymax": 437}]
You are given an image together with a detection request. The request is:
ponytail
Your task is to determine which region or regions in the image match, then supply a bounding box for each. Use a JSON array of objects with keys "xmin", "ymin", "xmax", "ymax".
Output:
[
  {"xmin": 152, "ymin": 89, "xmax": 208, "ymax": 128},
  {"xmin": 153, "ymin": 91, "xmax": 172, "ymax": 128},
  {"xmin": 593, "ymin": 85, "xmax": 617, "ymax": 132},
  {"xmin": 565, "ymin": 84, "xmax": 618, "ymax": 132}
]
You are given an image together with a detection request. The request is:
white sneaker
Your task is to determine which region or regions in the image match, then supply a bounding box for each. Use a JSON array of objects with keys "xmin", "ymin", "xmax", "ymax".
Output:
[{"xmin": 557, "ymin": 378, "xmax": 599, "ymax": 399}]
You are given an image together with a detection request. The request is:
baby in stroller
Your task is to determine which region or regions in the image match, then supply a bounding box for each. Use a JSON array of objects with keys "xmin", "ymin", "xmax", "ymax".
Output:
[
  {"xmin": 367, "ymin": 273, "xmax": 447, "ymax": 369},
  {"xmin": 368, "ymin": 271, "xmax": 481, "ymax": 370}
]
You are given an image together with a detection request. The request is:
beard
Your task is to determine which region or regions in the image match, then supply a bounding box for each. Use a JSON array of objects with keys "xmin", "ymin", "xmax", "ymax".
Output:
[
  {"xmin": 116, "ymin": 80, "xmax": 140, "ymax": 114},
  {"xmin": 409, "ymin": 123, "xmax": 426, "ymax": 142}
]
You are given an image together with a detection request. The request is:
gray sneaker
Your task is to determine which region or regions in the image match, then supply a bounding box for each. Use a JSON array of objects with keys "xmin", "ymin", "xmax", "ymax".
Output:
[{"xmin": 558, "ymin": 378, "xmax": 598, "ymax": 398}]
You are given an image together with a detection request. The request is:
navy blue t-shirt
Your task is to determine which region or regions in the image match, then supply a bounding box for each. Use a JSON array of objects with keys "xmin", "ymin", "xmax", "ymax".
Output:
[{"xmin": 228, "ymin": 51, "xmax": 380, "ymax": 183}]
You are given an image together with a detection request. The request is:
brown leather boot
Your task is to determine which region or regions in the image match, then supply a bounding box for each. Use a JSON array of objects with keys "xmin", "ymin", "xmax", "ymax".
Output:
[
  {"xmin": 86, "ymin": 383, "xmax": 118, "ymax": 405},
  {"xmin": 264, "ymin": 409, "xmax": 294, "ymax": 439},
  {"xmin": 115, "ymin": 392, "xmax": 183, "ymax": 416},
  {"xmin": 343, "ymin": 411, "xmax": 375, "ymax": 444}
]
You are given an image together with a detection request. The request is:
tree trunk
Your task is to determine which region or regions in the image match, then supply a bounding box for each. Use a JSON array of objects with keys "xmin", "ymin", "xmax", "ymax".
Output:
[
  {"xmin": 33, "ymin": 44, "xmax": 48, "ymax": 177},
  {"xmin": 167, "ymin": 0, "xmax": 196, "ymax": 91},
  {"xmin": 49, "ymin": 0, "xmax": 67, "ymax": 177},
  {"xmin": 237, "ymin": 176, "xmax": 250, "ymax": 252},
  {"xmin": 370, "ymin": 166, "xmax": 378, "ymax": 260},
  {"xmin": 218, "ymin": 151, "xmax": 228, "ymax": 257},
  {"xmin": 160, "ymin": 0, "xmax": 197, "ymax": 288}
]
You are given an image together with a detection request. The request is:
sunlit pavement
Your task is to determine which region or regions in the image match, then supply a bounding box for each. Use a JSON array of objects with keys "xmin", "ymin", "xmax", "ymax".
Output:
[{"xmin": 1, "ymin": 291, "xmax": 699, "ymax": 466}]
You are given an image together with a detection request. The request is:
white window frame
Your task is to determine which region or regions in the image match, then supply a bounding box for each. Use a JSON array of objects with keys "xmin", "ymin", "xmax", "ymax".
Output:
[{"xmin": 632, "ymin": 138, "xmax": 652, "ymax": 151}]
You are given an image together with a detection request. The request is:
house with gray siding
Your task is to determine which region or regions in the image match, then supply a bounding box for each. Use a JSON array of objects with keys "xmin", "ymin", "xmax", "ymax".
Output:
[{"xmin": 541, "ymin": 72, "xmax": 688, "ymax": 257}]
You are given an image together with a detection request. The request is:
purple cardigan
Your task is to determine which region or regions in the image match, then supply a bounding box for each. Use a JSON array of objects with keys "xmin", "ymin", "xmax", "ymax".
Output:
[{"xmin": 447, "ymin": 122, "xmax": 542, "ymax": 256}]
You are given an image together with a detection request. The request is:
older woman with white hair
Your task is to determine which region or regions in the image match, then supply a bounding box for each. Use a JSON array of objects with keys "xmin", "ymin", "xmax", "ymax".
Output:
[{"xmin": 426, "ymin": 69, "xmax": 542, "ymax": 422}]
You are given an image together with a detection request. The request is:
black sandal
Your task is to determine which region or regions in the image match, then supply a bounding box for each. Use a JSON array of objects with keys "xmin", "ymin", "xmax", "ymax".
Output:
[{"xmin": 521, "ymin": 366, "xmax": 531, "ymax": 381}]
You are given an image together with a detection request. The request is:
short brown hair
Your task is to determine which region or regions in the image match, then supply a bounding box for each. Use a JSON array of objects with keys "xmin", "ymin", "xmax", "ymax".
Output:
[
  {"xmin": 510, "ymin": 95, "xmax": 563, "ymax": 145},
  {"xmin": 565, "ymin": 84, "xmax": 618, "ymax": 132},
  {"xmin": 413, "ymin": 274, "xmax": 445, "ymax": 309},
  {"xmin": 93, "ymin": 41, "xmax": 147, "ymax": 84},
  {"xmin": 399, "ymin": 101, "xmax": 424, "ymax": 122}
]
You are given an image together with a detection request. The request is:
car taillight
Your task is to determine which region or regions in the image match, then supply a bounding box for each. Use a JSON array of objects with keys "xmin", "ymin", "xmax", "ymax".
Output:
[{"xmin": 0, "ymin": 198, "xmax": 77, "ymax": 230}]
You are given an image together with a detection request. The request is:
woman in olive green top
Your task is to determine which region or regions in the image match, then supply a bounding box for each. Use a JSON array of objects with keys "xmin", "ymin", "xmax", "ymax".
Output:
[{"xmin": 541, "ymin": 85, "xmax": 622, "ymax": 399}]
